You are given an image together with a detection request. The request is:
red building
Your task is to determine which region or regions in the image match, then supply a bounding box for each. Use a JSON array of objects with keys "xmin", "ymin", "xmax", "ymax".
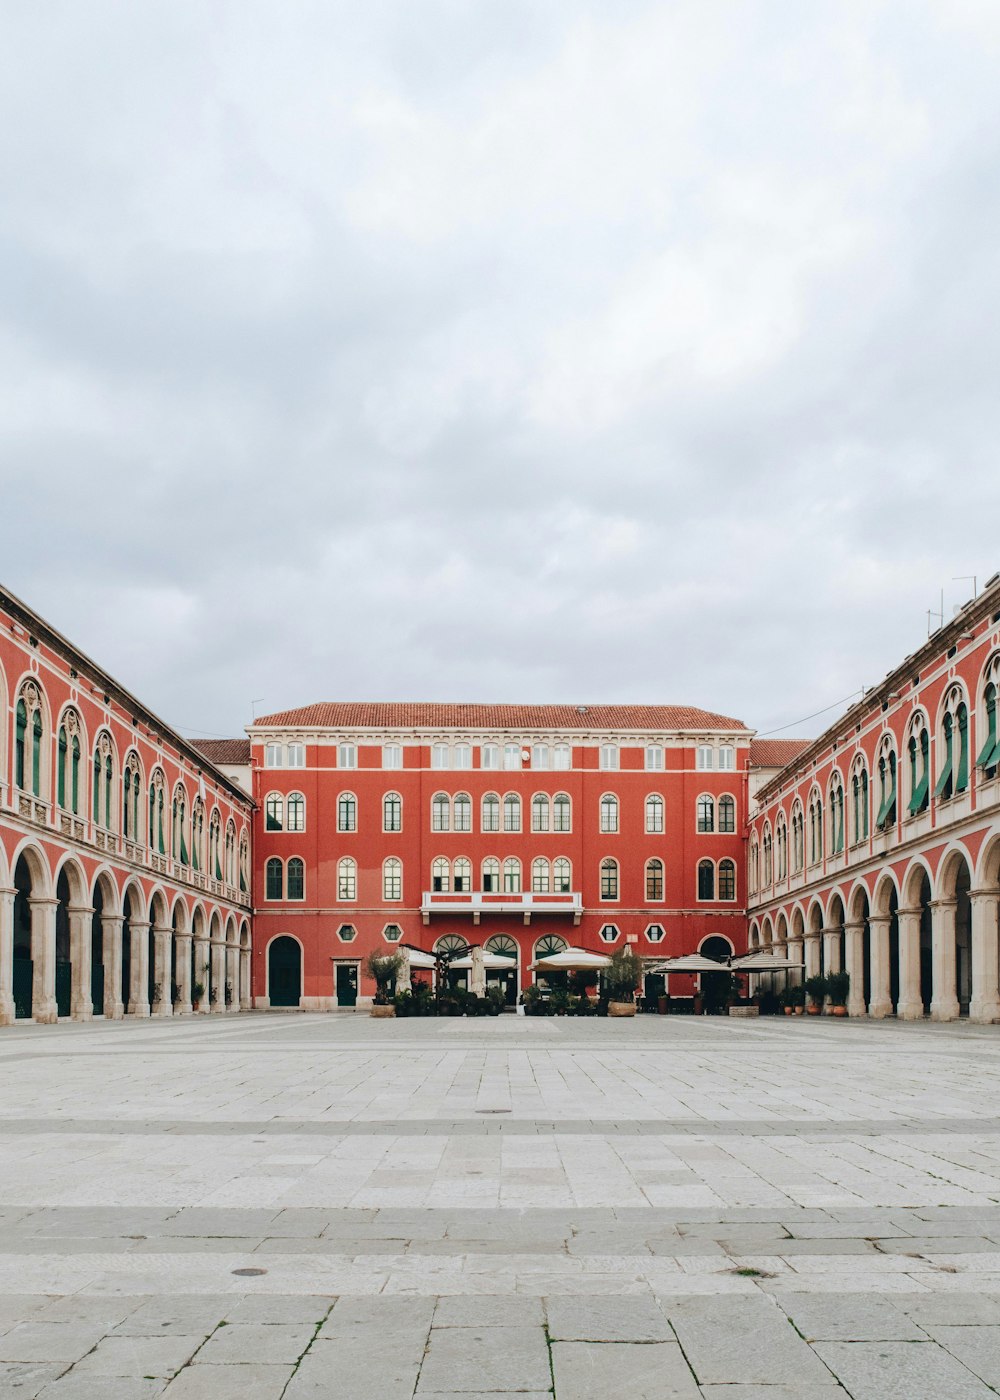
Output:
[
  {"xmin": 0, "ymin": 585, "xmax": 253, "ymax": 1025},
  {"xmin": 249, "ymin": 704, "xmax": 753, "ymax": 1008},
  {"xmin": 748, "ymin": 573, "xmax": 1000, "ymax": 1022}
]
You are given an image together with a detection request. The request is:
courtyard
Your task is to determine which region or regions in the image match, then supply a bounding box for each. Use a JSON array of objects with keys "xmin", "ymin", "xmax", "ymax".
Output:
[{"xmin": 1, "ymin": 1015, "xmax": 1000, "ymax": 1397}]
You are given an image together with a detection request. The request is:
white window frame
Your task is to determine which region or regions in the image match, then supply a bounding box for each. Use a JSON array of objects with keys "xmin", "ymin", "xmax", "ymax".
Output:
[
  {"xmin": 382, "ymin": 744, "xmax": 402, "ymax": 770},
  {"xmin": 696, "ymin": 745, "xmax": 714, "ymax": 770},
  {"xmin": 599, "ymin": 743, "xmax": 619, "ymax": 771},
  {"xmin": 553, "ymin": 745, "xmax": 571, "ymax": 771},
  {"xmin": 431, "ymin": 743, "xmax": 449, "ymax": 770},
  {"xmin": 532, "ymin": 744, "xmax": 550, "ymax": 769},
  {"xmin": 338, "ymin": 742, "xmax": 357, "ymax": 770},
  {"xmin": 645, "ymin": 745, "xmax": 664, "ymax": 770},
  {"xmin": 481, "ymin": 744, "xmax": 500, "ymax": 770},
  {"xmin": 718, "ymin": 746, "xmax": 735, "ymax": 771},
  {"xmin": 453, "ymin": 743, "xmax": 472, "ymax": 770},
  {"xmin": 383, "ymin": 857, "xmax": 402, "ymax": 901},
  {"xmin": 264, "ymin": 742, "xmax": 283, "ymax": 768},
  {"xmin": 503, "ymin": 743, "xmax": 522, "ymax": 770}
]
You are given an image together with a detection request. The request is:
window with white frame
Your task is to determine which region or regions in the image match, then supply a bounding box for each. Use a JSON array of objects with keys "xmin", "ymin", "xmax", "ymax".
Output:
[
  {"xmin": 718, "ymin": 859, "xmax": 736, "ymax": 901},
  {"xmin": 481, "ymin": 743, "xmax": 500, "ymax": 770},
  {"xmin": 718, "ymin": 794, "xmax": 735, "ymax": 833},
  {"xmin": 481, "ymin": 792, "xmax": 500, "ymax": 832},
  {"xmin": 503, "ymin": 857, "xmax": 521, "ymax": 893},
  {"xmin": 532, "ymin": 743, "xmax": 549, "ymax": 769},
  {"xmin": 287, "ymin": 857, "xmax": 305, "ymax": 900},
  {"xmin": 265, "ymin": 857, "xmax": 282, "ymax": 900},
  {"xmin": 531, "ymin": 857, "xmax": 550, "ymax": 893},
  {"xmin": 382, "ymin": 744, "xmax": 402, "ymax": 769},
  {"xmin": 287, "ymin": 742, "xmax": 305, "ymax": 768},
  {"xmin": 600, "ymin": 857, "xmax": 619, "ymax": 899},
  {"xmin": 453, "ymin": 856, "xmax": 472, "ymax": 893},
  {"xmin": 696, "ymin": 745, "xmax": 714, "ymax": 770},
  {"xmin": 337, "ymin": 857, "xmax": 357, "ymax": 900},
  {"xmin": 265, "ymin": 793, "xmax": 283, "ymax": 831},
  {"xmin": 553, "ymin": 792, "xmax": 571, "ymax": 832},
  {"xmin": 599, "ymin": 743, "xmax": 619, "ymax": 770},
  {"xmin": 338, "ymin": 742, "xmax": 356, "ymax": 769},
  {"xmin": 383, "ymin": 857, "xmax": 402, "ymax": 901},
  {"xmin": 718, "ymin": 746, "xmax": 735, "ymax": 771},
  {"xmin": 503, "ymin": 793, "xmax": 521, "ymax": 832},
  {"xmin": 431, "ymin": 792, "xmax": 450, "ymax": 832},
  {"xmin": 599, "ymin": 923, "xmax": 619, "ymax": 943},
  {"xmin": 697, "ymin": 794, "xmax": 714, "ymax": 833},
  {"xmin": 645, "ymin": 793, "xmax": 664, "ymax": 834},
  {"xmin": 697, "ymin": 859, "xmax": 715, "ymax": 900},
  {"xmin": 645, "ymin": 745, "xmax": 663, "ymax": 770},
  {"xmin": 264, "ymin": 743, "xmax": 283, "ymax": 768},
  {"xmin": 431, "ymin": 743, "xmax": 449, "ymax": 770},
  {"xmin": 337, "ymin": 793, "xmax": 357, "ymax": 833},
  {"xmin": 383, "ymin": 791, "xmax": 402, "ymax": 832},
  {"xmin": 453, "ymin": 743, "xmax": 471, "ymax": 769},
  {"xmin": 645, "ymin": 857, "xmax": 664, "ymax": 901},
  {"xmin": 553, "ymin": 744, "xmax": 571, "ymax": 770},
  {"xmin": 599, "ymin": 793, "xmax": 619, "ymax": 833},
  {"xmin": 287, "ymin": 792, "xmax": 305, "ymax": 832},
  {"xmin": 453, "ymin": 792, "xmax": 472, "ymax": 833},
  {"xmin": 503, "ymin": 743, "xmax": 522, "ymax": 770},
  {"xmin": 431, "ymin": 856, "xmax": 450, "ymax": 893},
  {"xmin": 548, "ymin": 856, "xmax": 569, "ymax": 892},
  {"xmin": 382, "ymin": 923, "xmax": 403, "ymax": 942},
  {"xmin": 337, "ymin": 923, "xmax": 357, "ymax": 943},
  {"xmin": 531, "ymin": 793, "xmax": 550, "ymax": 832},
  {"xmin": 482, "ymin": 856, "xmax": 500, "ymax": 892},
  {"xmin": 645, "ymin": 923, "xmax": 665, "ymax": 943}
]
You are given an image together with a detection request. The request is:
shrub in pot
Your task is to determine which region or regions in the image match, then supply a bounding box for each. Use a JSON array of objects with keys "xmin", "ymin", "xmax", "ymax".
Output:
[
  {"xmin": 192, "ymin": 980, "xmax": 204, "ymax": 1011},
  {"xmin": 826, "ymin": 971, "xmax": 850, "ymax": 1016},
  {"xmin": 804, "ymin": 975, "xmax": 828, "ymax": 1013},
  {"xmin": 364, "ymin": 949, "xmax": 404, "ymax": 1016},
  {"xmin": 487, "ymin": 986, "xmax": 506, "ymax": 1016},
  {"xmin": 605, "ymin": 948, "xmax": 642, "ymax": 1017}
]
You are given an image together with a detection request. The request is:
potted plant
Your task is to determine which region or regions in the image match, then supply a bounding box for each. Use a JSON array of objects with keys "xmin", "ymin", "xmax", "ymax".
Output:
[
  {"xmin": 364, "ymin": 949, "xmax": 403, "ymax": 1017},
  {"xmin": 778, "ymin": 986, "xmax": 794, "ymax": 1016},
  {"xmin": 393, "ymin": 989, "xmax": 412, "ymax": 1017},
  {"xmin": 827, "ymin": 971, "xmax": 850, "ymax": 1016},
  {"xmin": 787, "ymin": 983, "xmax": 806, "ymax": 1014},
  {"xmin": 224, "ymin": 981, "xmax": 233, "ymax": 1007},
  {"xmin": 605, "ymin": 948, "xmax": 642, "ymax": 1017},
  {"xmin": 192, "ymin": 980, "xmax": 204, "ymax": 1012},
  {"xmin": 804, "ymin": 975, "xmax": 827, "ymax": 1014},
  {"xmin": 209, "ymin": 986, "xmax": 219, "ymax": 1006},
  {"xmin": 521, "ymin": 986, "xmax": 543, "ymax": 1016},
  {"xmin": 487, "ymin": 986, "xmax": 505, "ymax": 1017}
]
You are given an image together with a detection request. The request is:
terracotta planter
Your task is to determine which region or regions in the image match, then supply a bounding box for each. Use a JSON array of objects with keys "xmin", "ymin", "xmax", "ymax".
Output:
[
  {"xmin": 608, "ymin": 1002, "xmax": 637, "ymax": 1017},
  {"xmin": 370, "ymin": 1004, "xmax": 396, "ymax": 1018},
  {"xmin": 794, "ymin": 1006, "xmax": 805, "ymax": 1015},
  {"xmin": 783, "ymin": 1006, "xmax": 793, "ymax": 1016},
  {"xmin": 806, "ymin": 1004, "xmax": 820, "ymax": 1015},
  {"xmin": 832, "ymin": 1005, "xmax": 847, "ymax": 1017}
]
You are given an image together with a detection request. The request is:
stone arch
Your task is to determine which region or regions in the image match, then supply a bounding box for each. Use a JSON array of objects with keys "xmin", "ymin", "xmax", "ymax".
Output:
[
  {"xmin": 761, "ymin": 915, "xmax": 773, "ymax": 948},
  {"xmin": 267, "ymin": 933, "xmax": 302, "ymax": 1008},
  {"xmin": 54, "ymin": 854, "xmax": 90, "ymax": 1020},
  {"xmin": 934, "ymin": 844, "xmax": 974, "ymax": 1017},
  {"xmin": 11, "ymin": 842, "xmax": 55, "ymax": 1022},
  {"xmin": 190, "ymin": 903, "xmax": 210, "ymax": 1010},
  {"xmin": 120, "ymin": 878, "xmax": 148, "ymax": 1017},
  {"xmin": 239, "ymin": 917, "xmax": 252, "ymax": 1010},
  {"xmin": 775, "ymin": 911, "xmax": 789, "ymax": 949},
  {"xmin": 871, "ymin": 870, "xmax": 899, "ymax": 919},
  {"xmin": 10, "ymin": 839, "xmax": 53, "ymax": 899},
  {"xmin": 0, "ymin": 838, "xmax": 9, "ymax": 890},
  {"xmin": 748, "ymin": 920, "xmax": 760, "ymax": 950},
  {"xmin": 12, "ymin": 673, "xmax": 54, "ymax": 803},
  {"xmin": 169, "ymin": 894, "xmax": 190, "ymax": 935}
]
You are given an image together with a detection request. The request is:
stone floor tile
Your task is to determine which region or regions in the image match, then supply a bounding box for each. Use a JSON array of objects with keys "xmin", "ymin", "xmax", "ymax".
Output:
[
  {"xmin": 665, "ymin": 1296, "xmax": 833, "ymax": 1386},
  {"xmin": 0, "ymin": 1360, "xmax": 66, "ymax": 1398},
  {"xmin": 551, "ymin": 1341, "xmax": 699, "ymax": 1398},
  {"xmin": 35, "ymin": 1297, "xmax": 145, "ymax": 1329},
  {"xmin": 432, "ymin": 1296, "xmax": 544, "ymax": 1328},
  {"xmin": 69, "ymin": 1334, "xmax": 202, "ymax": 1377},
  {"xmin": 193, "ymin": 1322, "xmax": 316, "ymax": 1365},
  {"xmin": 545, "ymin": 1295, "xmax": 673, "ymax": 1341},
  {"xmin": 113, "ymin": 1298, "xmax": 232, "ymax": 1336},
  {"xmin": 813, "ymin": 1340, "xmax": 997, "ymax": 1398},
  {"xmin": 920, "ymin": 1325, "xmax": 1000, "ymax": 1387},
  {"xmin": 320, "ymin": 1295, "xmax": 435, "ymax": 1335},
  {"xmin": 38, "ymin": 1377, "xmax": 167, "ymax": 1399},
  {"xmin": 160, "ymin": 1363, "xmax": 295, "ymax": 1399},
  {"xmin": 0, "ymin": 1322, "xmax": 106, "ymax": 1364},
  {"xmin": 417, "ymin": 1326, "xmax": 550, "ymax": 1392},
  {"xmin": 223, "ymin": 1295, "xmax": 333, "ymax": 1325},
  {"xmin": 775, "ymin": 1293, "xmax": 927, "ymax": 1341},
  {"xmin": 893, "ymin": 1295, "xmax": 1000, "ymax": 1326},
  {"xmin": 698, "ymin": 1388, "xmax": 842, "ymax": 1398},
  {"xmin": 287, "ymin": 1337, "xmax": 424, "ymax": 1399}
]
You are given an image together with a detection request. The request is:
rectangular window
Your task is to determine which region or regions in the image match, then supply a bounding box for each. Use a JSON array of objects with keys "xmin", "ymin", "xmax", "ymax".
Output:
[
  {"xmin": 503, "ymin": 743, "xmax": 522, "ymax": 770},
  {"xmin": 265, "ymin": 743, "xmax": 283, "ymax": 768},
  {"xmin": 718, "ymin": 746, "xmax": 735, "ymax": 771},
  {"xmin": 645, "ymin": 746, "xmax": 663, "ymax": 770},
  {"xmin": 431, "ymin": 743, "xmax": 449, "ymax": 769},
  {"xmin": 553, "ymin": 745, "xmax": 571, "ymax": 770},
  {"xmin": 532, "ymin": 744, "xmax": 549, "ymax": 769},
  {"xmin": 338, "ymin": 743, "xmax": 356, "ymax": 769},
  {"xmin": 599, "ymin": 744, "xmax": 619, "ymax": 770},
  {"xmin": 286, "ymin": 743, "xmax": 305, "ymax": 768},
  {"xmin": 453, "ymin": 744, "xmax": 471, "ymax": 769},
  {"xmin": 483, "ymin": 869, "xmax": 497, "ymax": 893},
  {"xmin": 696, "ymin": 745, "xmax": 714, "ymax": 770},
  {"xmin": 382, "ymin": 744, "xmax": 402, "ymax": 770},
  {"xmin": 383, "ymin": 794, "xmax": 401, "ymax": 832},
  {"xmin": 481, "ymin": 744, "xmax": 500, "ymax": 770}
]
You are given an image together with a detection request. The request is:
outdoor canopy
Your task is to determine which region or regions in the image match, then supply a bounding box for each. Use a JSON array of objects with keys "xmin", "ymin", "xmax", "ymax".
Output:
[
  {"xmin": 401, "ymin": 948, "xmax": 437, "ymax": 969},
  {"xmin": 646, "ymin": 953, "xmax": 734, "ymax": 974},
  {"xmin": 448, "ymin": 951, "xmax": 519, "ymax": 971},
  {"xmin": 530, "ymin": 946, "xmax": 611, "ymax": 972},
  {"xmin": 730, "ymin": 952, "xmax": 803, "ymax": 971}
]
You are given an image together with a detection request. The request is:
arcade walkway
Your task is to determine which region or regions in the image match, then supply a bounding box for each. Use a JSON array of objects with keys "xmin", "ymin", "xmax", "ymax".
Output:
[{"xmin": 2, "ymin": 1014, "xmax": 1000, "ymax": 1397}]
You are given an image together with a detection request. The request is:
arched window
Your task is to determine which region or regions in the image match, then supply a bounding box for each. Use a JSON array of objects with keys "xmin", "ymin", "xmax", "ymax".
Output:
[
  {"xmin": 553, "ymin": 856, "xmax": 572, "ymax": 893},
  {"xmin": 121, "ymin": 753, "xmax": 142, "ymax": 842},
  {"xmin": 503, "ymin": 793, "xmax": 521, "ymax": 833},
  {"xmin": 431, "ymin": 856, "xmax": 450, "ymax": 893},
  {"xmin": 453, "ymin": 793, "xmax": 472, "ymax": 833},
  {"xmin": 775, "ymin": 817, "xmax": 787, "ymax": 879},
  {"xmin": 265, "ymin": 793, "xmax": 283, "ymax": 832},
  {"xmin": 553, "ymin": 792, "xmax": 571, "ymax": 832},
  {"xmin": 763, "ymin": 827, "xmax": 773, "ymax": 884},
  {"xmin": 15, "ymin": 683, "xmax": 45, "ymax": 797},
  {"xmin": 645, "ymin": 858, "xmax": 663, "ymax": 901},
  {"xmin": 239, "ymin": 829, "xmax": 249, "ymax": 893},
  {"xmin": 225, "ymin": 818, "xmax": 236, "ymax": 883},
  {"xmin": 532, "ymin": 857, "xmax": 550, "ymax": 893},
  {"xmin": 56, "ymin": 709, "xmax": 82, "ymax": 813},
  {"xmin": 503, "ymin": 857, "xmax": 521, "ymax": 893},
  {"xmin": 936, "ymin": 685, "xmax": 970, "ymax": 801},
  {"xmin": 697, "ymin": 795, "xmax": 714, "ymax": 833},
  {"xmin": 173, "ymin": 787, "xmax": 189, "ymax": 863},
  {"xmin": 482, "ymin": 856, "xmax": 500, "ymax": 893},
  {"xmin": 337, "ymin": 792, "xmax": 357, "ymax": 833},
  {"xmin": 93, "ymin": 732, "xmax": 115, "ymax": 830},
  {"xmin": 645, "ymin": 794, "xmax": 664, "ymax": 834},
  {"xmin": 481, "ymin": 792, "xmax": 500, "ymax": 833},
  {"xmin": 337, "ymin": 857, "xmax": 357, "ymax": 901},
  {"xmin": 875, "ymin": 739, "xmax": 897, "ymax": 830},
  {"xmin": 383, "ymin": 857, "xmax": 402, "ymax": 900},
  {"xmin": 697, "ymin": 859, "xmax": 715, "ymax": 900},
  {"xmin": 718, "ymin": 859, "xmax": 736, "ymax": 901},
  {"xmin": 600, "ymin": 857, "xmax": 618, "ymax": 900},
  {"xmin": 453, "ymin": 856, "xmax": 472, "ymax": 893},
  {"xmin": 907, "ymin": 716, "xmax": 930, "ymax": 816},
  {"xmin": 718, "ymin": 795, "xmax": 736, "ymax": 834},
  {"xmin": 791, "ymin": 803, "xmax": 804, "ymax": 871},
  {"xmin": 287, "ymin": 792, "xmax": 305, "ymax": 833},
  {"xmin": 808, "ymin": 790, "xmax": 823, "ymax": 862},
  {"xmin": 149, "ymin": 770, "xmax": 166, "ymax": 855},
  {"xmin": 977, "ymin": 658, "xmax": 1000, "ymax": 774},
  {"xmin": 828, "ymin": 774, "xmax": 844, "ymax": 855},
  {"xmin": 850, "ymin": 760, "xmax": 869, "ymax": 844},
  {"xmin": 749, "ymin": 838, "xmax": 759, "ymax": 893},
  {"xmin": 287, "ymin": 857, "xmax": 305, "ymax": 901},
  {"xmin": 431, "ymin": 792, "xmax": 450, "ymax": 832},
  {"xmin": 531, "ymin": 793, "xmax": 550, "ymax": 832},
  {"xmin": 383, "ymin": 791, "xmax": 402, "ymax": 832},
  {"xmin": 190, "ymin": 798, "xmax": 205, "ymax": 871},
  {"xmin": 599, "ymin": 794, "xmax": 619, "ymax": 834},
  {"xmin": 265, "ymin": 857, "xmax": 283, "ymax": 900}
]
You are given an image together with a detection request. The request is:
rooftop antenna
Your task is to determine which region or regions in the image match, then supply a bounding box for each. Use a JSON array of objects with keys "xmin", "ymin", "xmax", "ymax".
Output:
[
  {"xmin": 953, "ymin": 574, "xmax": 978, "ymax": 602},
  {"xmin": 250, "ymin": 697, "xmax": 265, "ymax": 721},
  {"xmin": 927, "ymin": 589, "xmax": 944, "ymax": 638}
]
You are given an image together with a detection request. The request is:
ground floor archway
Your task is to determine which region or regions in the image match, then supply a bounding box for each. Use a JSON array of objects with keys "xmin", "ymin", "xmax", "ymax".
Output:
[{"xmin": 268, "ymin": 936, "xmax": 301, "ymax": 1007}]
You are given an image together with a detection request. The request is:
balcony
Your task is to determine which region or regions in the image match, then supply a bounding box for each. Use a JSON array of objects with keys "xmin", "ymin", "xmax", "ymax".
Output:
[{"xmin": 421, "ymin": 889, "xmax": 582, "ymax": 926}]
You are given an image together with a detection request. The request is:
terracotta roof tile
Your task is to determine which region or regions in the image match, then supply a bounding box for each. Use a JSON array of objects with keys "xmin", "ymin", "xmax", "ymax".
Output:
[
  {"xmin": 253, "ymin": 702, "xmax": 748, "ymax": 732},
  {"xmin": 191, "ymin": 739, "xmax": 252, "ymax": 765},
  {"xmin": 749, "ymin": 738, "xmax": 812, "ymax": 768}
]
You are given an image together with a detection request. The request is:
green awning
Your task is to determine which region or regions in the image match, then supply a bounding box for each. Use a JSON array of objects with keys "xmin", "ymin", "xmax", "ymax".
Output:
[
  {"xmin": 907, "ymin": 770, "xmax": 929, "ymax": 815},
  {"xmin": 933, "ymin": 750, "xmax": 953, "ymax": 798},
  {"xmin": 875, "ymin": 787, "xmax": 895, "ymax": 829},
  {"xmin": 977, "ymin": 730, "xmax": 998, "ymax": 768},
  {"xmin": 984, "ymin": 737, "xmax": 1000, "ymax": 770}
]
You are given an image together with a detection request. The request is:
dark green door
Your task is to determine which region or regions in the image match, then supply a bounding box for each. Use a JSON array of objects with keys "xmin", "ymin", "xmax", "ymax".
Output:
[
  {"xmin": 336, "ymin": 963, "xmax": 357, "ymax": 1007},
  {"xmin": 268, "ymin": 937, "xmax": 301, "ymax": 1007},
  {"xmin": 55, "ymin": 961, "xmax": 72, "ymax": 1018},
  {"xmin": 13, "ymin": 958, "xmax": 32, "ymax": 1019},
  {"xmin": 91, "ymin": 962, "xmax": 105, "ymax": 1016}
]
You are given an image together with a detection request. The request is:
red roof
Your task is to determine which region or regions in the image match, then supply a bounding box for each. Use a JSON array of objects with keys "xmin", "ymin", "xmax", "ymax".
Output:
[
  {"xmin": 749, "ymin": 739, "xmax": 811, "ymax": 769},
  {"xmin": 253, "ymin": 702, "xmax": 748, "ymax": 732},
  {"xmin": 191, "ymin": 739, "xmax": 251, "ymax": 765}
]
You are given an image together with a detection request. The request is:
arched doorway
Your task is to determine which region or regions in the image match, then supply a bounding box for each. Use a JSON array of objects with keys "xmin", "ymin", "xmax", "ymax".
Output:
[
  {"xmin": 434, "ymin": 934, "xmax": 470, "ymax": 993},
  {"xmin": 532, "ymin": 934, "xmax": 568, "ymax": 992},
  {"xmin": 13, "ymin": 855, "xmax": 34, "ymax": 1019},
  {"xmin": 268, "ymin": 936, "xmax": 301, "ymax": 1008},
  {"xmin": 54, "ymin": 870, "xmax": 73, "ymax": 1018},
  {"xmin": 91, "ymin": 880, "xmax": 106, "ymax": 1014},
  {"xmin": 484, "ymin": 934, "xmax": 519, "ymax": 1007},
  {"xmin": 699, "ymin": 934, "xmax": 734, "ymax": 1013}
]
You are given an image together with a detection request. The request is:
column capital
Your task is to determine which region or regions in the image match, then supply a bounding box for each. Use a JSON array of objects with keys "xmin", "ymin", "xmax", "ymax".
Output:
[
  {"xmin": 896, "ymin": 904, "xmax": 924, "ymax": 917},
  {"xmin": 128, "ymin": 920, "xmax": 152, "ymax": 934},
  {"xmin": 969, "ymin": 887, "xmax": 1000, "ymax": 901},
  {"xmin": 804, "ymin": 929, "xmax": 821, "ymax": 942},
  {"xmin": 174, "ymin": 930, "xmax": 193, "ymax": 943},
  {"xmin": 929, "ymin": 898, "xmax": 958, "ymax": 912},
  {"xmin": 100, "ymin": 912, "xmax": 124, "ymax": 927},
  {"xmin": 152, "ymin": 924, "xmax": 173, "ymax": 937},
  {"xmin": 868, "ymin": 913, "xmax": 892, "ymax": 928},
  {"xmin": 67, "ymin": 904, "xmax": 96, "ymax": 918},
  {"xmin": 843, "ymin": 920, "xmax": 865, "ymax": 932},
  {"xmin": 823, "ymin": 923, "xmax": 844, "ymax": 935},
  {"xmin": 27, "ymin": 896, "xmax": 60, "ymax": 910},
  {"xmin": 0, "ymin": 884, "xmax": 16, "ymax": 899}
]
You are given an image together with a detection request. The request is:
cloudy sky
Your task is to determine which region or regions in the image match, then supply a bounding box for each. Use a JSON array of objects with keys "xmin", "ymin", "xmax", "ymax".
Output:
[{"xmin": 4, "ymin": 1, "xmax": 999, "ymax": 740}]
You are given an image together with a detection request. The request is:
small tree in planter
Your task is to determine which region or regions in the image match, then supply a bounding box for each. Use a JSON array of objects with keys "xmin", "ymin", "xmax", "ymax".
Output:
[
  {"xmin": 804, "ymin": 975, "xmax": 827, "ymax": 1014},
  {"xmin": 826, "ymin": 971, "xmax": 850, "ymax": 1016},
  {"xmin": 786, "ymin": 983, "xmax": 806, "ymax": 1014},
  {"xmin": 364, "ymin": 950, "xmax": 403, "ymax": 1016},
  {"xmin": 192, "ymin": 980, "xmax": 205, "ymax": 1011},
  {"xmin": 605, "ymin": 949, "xmax": 642, "ymax": 1017}
]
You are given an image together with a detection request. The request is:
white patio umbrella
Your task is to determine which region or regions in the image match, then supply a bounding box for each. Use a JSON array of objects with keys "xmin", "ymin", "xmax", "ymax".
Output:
[
  {"xmin": 730, "ymin": 952, "xmax": 802, "ymax": 971},
  {"xmin": 646, "ymin": 954, "xmax": 733, "ymax": 974},
  {"xmin": 448, "ymin": 951, "xmax": 517, "ymax": 971},
  {"xmin": 404, "ymin": 948, "xmax": 437, "ymax": 970},
  {"xmin": 530, "ymin": 946, "xmax": 611, "ymax": 972}
]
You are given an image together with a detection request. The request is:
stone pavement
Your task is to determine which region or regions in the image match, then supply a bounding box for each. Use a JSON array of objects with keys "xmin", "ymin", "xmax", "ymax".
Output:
[{"xmin": 1, "ymin": 1014, "xmax": 1000, "ymax": 1397}]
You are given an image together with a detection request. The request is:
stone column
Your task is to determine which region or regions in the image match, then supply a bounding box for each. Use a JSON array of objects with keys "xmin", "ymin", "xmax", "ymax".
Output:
[
  {"xmin": 193, "ymin": 935, "xmax": 209, "ymax": 1009},
  {"xmin": 29, "ymin": 896, "xmax": 59, "ymax": 1024},
  {"xmin": 0, "ymin": 886, "xmax": 16, "ymax": 1026},
  {"xmin": 128, "ymin": 920, "xmax": 151, "ymax": 1018},
  {"xmin": 68, "ymin": 904, "xmax": 94, "ymax": 1022},
  {"xmin": 868, "ymin": 914, "xmax": 893, "ymax": 1018},
  {"xmin": 210, "ymin": 939, "xmax": 225, "ymax": 1013},
  {"xmin": 822, "ymin": 925, "xmax": 842, "ymax": 1010},
  {"xmin": 804, "ymin": 932, "xmax": 821, "ymax": 980},
  {"xmin": 844, "ymin": 920, "xmax": 867, "ymax": 1016},
  {"xmin": 969, "ymin": 888, "xmax": 1000, "ymax": 1024},
  {"xmin": 930, "ymin": 898, "xmax": 960, "ymax": 1021},
  {"xmin": 895, "ymin": 905, "xmax": 924, "ymax": 1020},
  {"xmin": 239, "ymin": 945, "xmax": 251, "ymax": 1011},
  {"xmin": 174, "ymin": 932, "xmax": 193, "ymax": 1015},
  {"xmin": 102, "ymin": 914, "xmax": 125, "ymax": 1019},
  {"xmin": 151, "ymin": 927, "xmax": 173, "ymax": 1016},
  {"xmin": 225, "ymin": 943, "xmax": 237, "ymax": 1011}
]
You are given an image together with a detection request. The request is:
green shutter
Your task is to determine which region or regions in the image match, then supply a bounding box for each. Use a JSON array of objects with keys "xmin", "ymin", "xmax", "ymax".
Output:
[
  {"xmin": 57, "ymin": 729, "xmax": 67, "ymax": 807},
  {"xmin": 908, "ymin": 770, "xmax": 929, "ymax": 815},
  {"xmin": 955, "ymin": 708, "xmax": 969, "ymax": 792},
  {"xmin": 977, "ymin": 733, "xmax": 998, "ymax": 766},
  {"xmin": 933, "ymin": 748, "xmax": 953, "ymax": 798},
  {"xmin": 875, "ymin": 790, "xmax": 893, "ymax": 828}
]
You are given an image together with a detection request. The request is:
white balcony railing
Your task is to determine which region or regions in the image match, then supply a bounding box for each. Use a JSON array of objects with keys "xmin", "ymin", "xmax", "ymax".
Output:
[{"xmin": 421, "ymin": 889, "xmax": 582, "ymax": 925}]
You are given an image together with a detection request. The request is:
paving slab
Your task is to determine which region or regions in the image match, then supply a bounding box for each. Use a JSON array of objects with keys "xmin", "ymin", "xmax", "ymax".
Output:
[
  {"xmin": 160, "ymin": 1363, "xmax": 295, "ymax": 1399},
  {"xmin": 919, "ymin": 1325, "xmax": 1000, "ymax": 1387},
  {"xmin": 433, "ymin": 1296, "xmax": 544, "ymax": 1328},
  {"xmin": 551, "ymin": 1340, "xmax": 699, "ymax": 1398},
  {"xmin": 813, "ymin": 1340, "xmax": 996, "ymax": 1398},
  {"xmin": 38, "ymin": 1378, "xmax": 167, "ymax": 1399},
  {"xmin": 417, "ymin": 1326, "xmax": 550, "ymax": 1392},
  {"xmin": 775, "ymin": 1293, "xmax": 927, "ymax": 1341},
  {"xmin": 68, "ymin": 1333, "xmax": 202, "ymax": 1376},
  {"xmin": 191, "ymin": 1321, "xmax": 316, "ymax": 1364},
  {"xmin": 545, "ymin": 1294, "xmax": 673, "ymax": 1341},
  {"xmin": 664, "ymin": 1296, "xmax": 834, "ymax": 1385}
]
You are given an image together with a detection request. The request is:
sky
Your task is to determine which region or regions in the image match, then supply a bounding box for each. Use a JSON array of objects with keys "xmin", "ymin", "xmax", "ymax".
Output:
[{"xmin": 3, "ymin": 0, "xmax": 1000, "ymax": 741}]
